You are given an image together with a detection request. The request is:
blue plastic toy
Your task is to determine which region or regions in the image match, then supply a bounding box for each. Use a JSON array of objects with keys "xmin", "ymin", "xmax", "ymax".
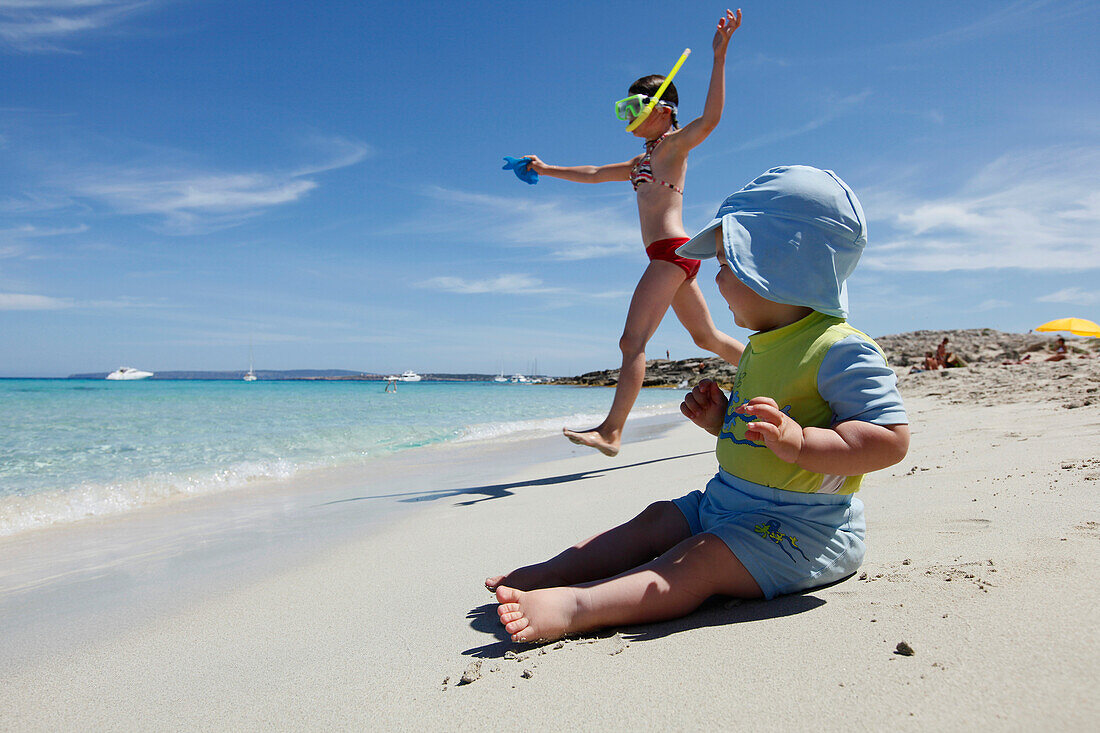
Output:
[{"xmin": 502, "ymin": 156, "xmax": 538, "ymax": 185}]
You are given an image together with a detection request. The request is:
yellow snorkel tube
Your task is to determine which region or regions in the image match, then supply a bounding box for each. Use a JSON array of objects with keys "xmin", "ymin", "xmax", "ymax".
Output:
[{"xmin": 624, "ymin": 48, "xmax": 691, "ymax": 132}]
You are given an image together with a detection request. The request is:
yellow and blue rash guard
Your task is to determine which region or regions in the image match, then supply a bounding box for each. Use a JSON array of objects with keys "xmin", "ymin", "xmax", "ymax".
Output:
[{"xmin": 718, "ymin": 311, "xmax": 908, "ymax": 495}]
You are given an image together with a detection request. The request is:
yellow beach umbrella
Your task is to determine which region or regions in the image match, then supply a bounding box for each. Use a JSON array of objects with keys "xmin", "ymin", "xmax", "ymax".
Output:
[{"xmin": 1035, "ymin": 317, "xmax": 1100, "ymax": 338}]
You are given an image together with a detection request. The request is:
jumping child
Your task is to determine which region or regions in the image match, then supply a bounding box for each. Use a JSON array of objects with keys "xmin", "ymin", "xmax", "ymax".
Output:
[
  {"xmin": 520, "ymin": 9, "xmax": 745, "ymax": 457},
  {"xmin": 488, "ymin": 166, "xmax": 910, "ymax": 643}
]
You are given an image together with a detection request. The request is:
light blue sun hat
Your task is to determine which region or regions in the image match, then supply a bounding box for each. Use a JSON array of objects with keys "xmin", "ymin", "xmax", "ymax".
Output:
[{"xmin": 676, "ymin": 165, "xmax": 866, "ymax": 318}]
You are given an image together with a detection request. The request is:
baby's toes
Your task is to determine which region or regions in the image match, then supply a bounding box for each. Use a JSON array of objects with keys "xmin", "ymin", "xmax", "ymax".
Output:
[
  {"xmin": 498, "ymin": 608, "xmax": 525, "ymax": 625},
  {"xmin": 495, "ymin": 585, "xmax": 522, "ymax": 603},
  {"xmin": 504, "ymin": 615, "xmax": 530, "ymax": 635}
]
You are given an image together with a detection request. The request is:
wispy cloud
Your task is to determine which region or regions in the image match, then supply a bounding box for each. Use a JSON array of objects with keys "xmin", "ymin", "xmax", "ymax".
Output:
[
  {"xmin": 0, "ymin": 191, "xmax": 83, "ymax": 214},
  {"xmin": 591, "ymin": 289, "xmax": 633, "ymax": 300},
  {"xmin": 977, "ymin": 299, "xmax": 1011, "ymax": 311},
  {"xmin": 414, "ymin": 272, "xmax": 636, "ymax": 302},
  {"xmin": 54, "ymin": 137, "xmax": 370, "ymax": 234},
  {"xmin": 864, "ymin": 146, "xmax": 1100, "ymax": 272},
  {"xmin": 80, "ymin": 172, "xmax": 317, "ymax": 228},
  {"xmin": 403, "ymin": 186, "xmax": 639, "ymax": 260},
  {"xmin": 0, "ymin": 223, "xmax": 88, "ymax": 260},
  {"xmin": 1, "ymin": 222, "xmax": 87, "ymax": 238},
  {"xmin": 0, "ymin": 0, "xmax": 154, "ymax": 52},
  {"xmin": 2, "ymin": 118, "xmax": 371, "ymax": 233},
  {"xmin": 1037, "ymin": 286, "xmax": 1100, "ymax": 307},
  {"xmin": 0, "ymin": 290, "xmax": 163, "ymax": 310},
  {"xmin": 894, "ymin": 0, "xmax": 1095, "ymax": 51},
  {"xmin": 734, "ymin": 90, "xmax": 872, "ymax": 152},
  {"xmin": 417, "ymin": 273, "xmax": 559, "ymax": 295},
  {"xmin": 0, "ymin": 291, "xmax": 70, "ymax": 309}
]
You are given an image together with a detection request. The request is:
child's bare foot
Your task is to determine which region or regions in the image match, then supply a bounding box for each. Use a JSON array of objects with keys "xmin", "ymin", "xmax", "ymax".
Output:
[
  {"xmin": 562, "ymin": 427, "xmax": 620, "ymax": 457},
  {"xmin": 496, "ymin": 585, "xmax": 585, "ymax": 643},
  {"xmin": 484, "ymin": 563, "xmax": 569, "ymax": 593}
]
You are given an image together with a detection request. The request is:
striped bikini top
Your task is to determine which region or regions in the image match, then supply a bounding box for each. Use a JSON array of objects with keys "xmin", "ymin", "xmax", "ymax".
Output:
[{"xmin": 630, "ymin": 131, "xmax": 683, "ymax": 195}]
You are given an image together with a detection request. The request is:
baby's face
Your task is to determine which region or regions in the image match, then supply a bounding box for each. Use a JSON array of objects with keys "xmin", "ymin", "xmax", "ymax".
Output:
[{"xmin": 713, "ymin": 230, "xmax": 758, "ymax": 329}]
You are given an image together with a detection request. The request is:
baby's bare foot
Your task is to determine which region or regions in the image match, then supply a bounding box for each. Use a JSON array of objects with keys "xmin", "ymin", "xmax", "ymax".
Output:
[
  {"xmin": 562, "ymin": 427, "xmax": 620, "ymax": 457},
  {"xmin": 496, "ymin": 585, "xmax": 583, "ymax": 643},
  {"xmin": 484, "ymin": 563, "xmax": 569, "ymax": 593}
]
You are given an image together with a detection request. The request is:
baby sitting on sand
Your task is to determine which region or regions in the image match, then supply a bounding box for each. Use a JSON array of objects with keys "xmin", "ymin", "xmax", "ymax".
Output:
[{"xmin": 487, "ymin": 166, "xmax": 910, "ymax": 643}]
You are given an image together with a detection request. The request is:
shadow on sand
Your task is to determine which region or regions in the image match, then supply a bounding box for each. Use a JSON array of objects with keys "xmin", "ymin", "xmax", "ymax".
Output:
[
  {"xmin": 461, "ymin": 588, "xmax": 832, "ymax": 659},
  {"xmin": 318, "ymin": 451, "xmax": 712, "ymax": 509}
]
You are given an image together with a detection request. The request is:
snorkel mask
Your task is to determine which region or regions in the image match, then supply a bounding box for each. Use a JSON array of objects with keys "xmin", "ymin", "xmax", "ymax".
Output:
[
  {"xmin": 615, "ymin": 95, "xmax": 676, "ymax": 123},
  {"xmin": 615, "ymin": 48, "xmax": 691, "ymax": 132}
]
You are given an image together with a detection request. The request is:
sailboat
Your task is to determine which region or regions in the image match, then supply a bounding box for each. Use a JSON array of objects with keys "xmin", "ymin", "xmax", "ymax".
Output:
[{"xmin": 243, "ymin": 340, "xmax": 257, "ymax": 381}]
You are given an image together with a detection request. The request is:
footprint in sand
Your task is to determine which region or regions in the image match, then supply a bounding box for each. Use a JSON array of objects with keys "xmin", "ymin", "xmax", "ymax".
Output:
[
  {"xmin": 1061, "ymin": 457, "xmax": 1100, "ymax": 479},
  {"xmin": 1073, "ymin": 521, "xmax": 1100, "ymax": 538},
  {"xmin": 938, "ymin": 517, "xmax": 993, "ymax": 536},
  {"xmin": 921, "ymin": 560, "xmax": 997, "ymax": 592}
]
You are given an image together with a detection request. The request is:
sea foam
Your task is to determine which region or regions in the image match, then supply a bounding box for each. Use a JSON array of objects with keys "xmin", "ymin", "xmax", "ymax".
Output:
[{"xmin": 0, "ymin": 379, "xmax": 681, "ymax": 537}]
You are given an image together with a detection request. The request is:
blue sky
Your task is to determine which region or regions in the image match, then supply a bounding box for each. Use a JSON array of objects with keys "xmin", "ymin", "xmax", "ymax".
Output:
[{"xmin": 1, "ymin": 0, "xmax": 1097, "ymax": 377}]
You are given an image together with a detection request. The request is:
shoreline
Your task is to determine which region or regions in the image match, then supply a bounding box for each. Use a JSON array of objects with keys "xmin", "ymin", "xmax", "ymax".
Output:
[
  {"xmin": 0, "ymin": 384, "xmax": 684, "ymax": 539},
  {"xmin": 0, "ymin": 411, "xmax": 686, "ymax": 669}
]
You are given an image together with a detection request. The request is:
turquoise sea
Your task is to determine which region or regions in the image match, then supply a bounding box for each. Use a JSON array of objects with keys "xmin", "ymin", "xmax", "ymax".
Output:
[{"xmin": 0, "ymin": 379, "xmax": 680, "ymax": 537}]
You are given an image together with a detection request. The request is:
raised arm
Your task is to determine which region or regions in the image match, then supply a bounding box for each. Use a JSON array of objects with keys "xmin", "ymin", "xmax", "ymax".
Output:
[
  {"xmin": 525, "ymin": 154, "xmax": 640, "ymax": 184},
  {"xmin": 673, "ymin": 8, "xmax": 741, "ymax": 151}
]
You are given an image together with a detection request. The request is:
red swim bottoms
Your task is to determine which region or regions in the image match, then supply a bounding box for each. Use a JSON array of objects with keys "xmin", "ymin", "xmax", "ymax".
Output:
[{"xmin": 646, "ymin": 237, "xmax": 700, "ymax": 279}]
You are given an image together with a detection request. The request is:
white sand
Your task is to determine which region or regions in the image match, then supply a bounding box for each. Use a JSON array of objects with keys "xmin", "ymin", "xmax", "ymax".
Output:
[{"xmin": 2, "ymin": 367, "xmax": 1098, "ymax": 730}]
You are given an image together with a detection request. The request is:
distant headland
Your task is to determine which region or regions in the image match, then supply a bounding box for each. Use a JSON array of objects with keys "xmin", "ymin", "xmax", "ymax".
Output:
[
  {"xmin": 65, "ymin": 329, "xmax": 1094, "ymax": 385},
  {"xmin": 65, "ymin": 370, "xmax": 527, "ymax": 382}
]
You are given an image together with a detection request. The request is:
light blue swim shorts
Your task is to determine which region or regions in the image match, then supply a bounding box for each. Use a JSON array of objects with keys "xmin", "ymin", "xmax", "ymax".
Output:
[{"xmin": 672, "ymin": 468, "xmax": 866, "ymax": 599}]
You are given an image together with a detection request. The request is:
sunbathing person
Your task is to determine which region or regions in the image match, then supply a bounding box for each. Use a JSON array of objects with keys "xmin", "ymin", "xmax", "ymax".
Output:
[{"xmin": 1045, "ymin": 337, "xmax": 1068, "ymax": 362}]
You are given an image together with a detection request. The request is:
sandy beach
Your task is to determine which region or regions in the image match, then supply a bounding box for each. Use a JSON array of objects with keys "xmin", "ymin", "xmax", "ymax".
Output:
[
  {"xmin": 2, "ymin": 359, "xmax": 1098, "ymax": 730},
  {"xmin": 5, "ymin": 0, "xmax": 1097, "ymax": 728}
]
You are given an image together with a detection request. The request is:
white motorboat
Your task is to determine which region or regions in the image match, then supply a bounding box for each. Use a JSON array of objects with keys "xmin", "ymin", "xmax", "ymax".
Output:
[
  {"xmin": 106, "ymin": 367, "xmax": 153, "ymax": 381},
  {"xmin": 510, "ymin": 373, "xmax": 530, "ymax": 384},
  {"xmin": 384, "ymin": 370, "xmax": 423, "ymax": 382}
]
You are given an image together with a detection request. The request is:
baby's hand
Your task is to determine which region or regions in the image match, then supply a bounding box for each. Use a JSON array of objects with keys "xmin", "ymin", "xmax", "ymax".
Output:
[
  {"xmin": 713, "ymin": 8, "xmax": 742, "ymax": 55},
  {"xmin": 736, "ymin": 396, "xmax": 803, "ymax": 463},
  {"xmin": 680, "ymin": 379, "xmax": 728, "ymax": 435}
]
